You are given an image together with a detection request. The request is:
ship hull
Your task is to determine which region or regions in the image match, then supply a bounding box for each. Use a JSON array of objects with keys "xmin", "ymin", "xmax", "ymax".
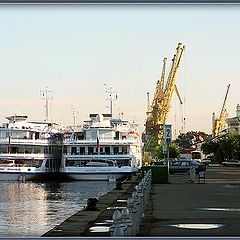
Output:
[
  {"xmin": 0, "ymin": 171, "xmax": 50, "ymax": 181},
  {"xmin": 61, "ymin": 166, "xmax": 134, "ymax": 181}
]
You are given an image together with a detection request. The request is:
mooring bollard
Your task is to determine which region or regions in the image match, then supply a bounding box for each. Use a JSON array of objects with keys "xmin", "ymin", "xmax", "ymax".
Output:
[
  {"xmin": 121, "ymin": 208, "xmax": 133, "ymax": 236},
  {"xmin": 109, "ymin": 210, "xmax": 124, "ymax": 236},
  {"xmin": 115, "ymin": 180, "xmax": 123, "ymax": 190},
  {"xmin": 85, "ymin": 198, "xmax": 98, "ymax": 211},
  {"xmin": 127, "ymin": 197, "xmax": 137, "ymax": 236},
  {"xmin": 137, "ymin": 182, "xmax": 144, "ymax": 220},
  {"xmin": 132, "ymin": 191, "xmax": 141, "ymax": 233}
]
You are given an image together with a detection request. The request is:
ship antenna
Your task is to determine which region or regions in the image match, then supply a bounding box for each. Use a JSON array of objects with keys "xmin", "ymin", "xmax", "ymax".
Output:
[
  {"xmin": 71, "ymin": 105, "xmax": 79, "ymax": 126},
  {"xmin": 40, "ymin": 86, "xmax": 53, "ymax": 122},
  {"xmin": 104, "ymin": 84, "xmax": 117, "ymax": 117}
]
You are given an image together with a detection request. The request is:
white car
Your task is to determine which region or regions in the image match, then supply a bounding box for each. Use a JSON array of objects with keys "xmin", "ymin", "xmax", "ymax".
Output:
[{"xmin": 222, "ymin": 159, "xmax": 240, "ymax": 167}]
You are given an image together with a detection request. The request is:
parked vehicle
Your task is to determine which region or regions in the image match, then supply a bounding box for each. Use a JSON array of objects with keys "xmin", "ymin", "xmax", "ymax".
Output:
[
  {"xmin": 169, "ymin": 159, "xmax": 206, "ymax": 174},
  {"xmin": 202, "ymin": 158, "xmax": 212, "ymax": 165},
  {"xmin": 222, "ymin": 159, "xmax": 240, "ymax": 167}
]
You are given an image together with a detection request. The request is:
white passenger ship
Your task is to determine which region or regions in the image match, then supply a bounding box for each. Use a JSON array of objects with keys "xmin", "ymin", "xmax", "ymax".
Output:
[
  {"xmin": 60, "ymin": 113, "xmax": 143, "ymax": 181},
  {"xmin": 0, "ymin": 115, "xmax": 63, "ymax": 181}
]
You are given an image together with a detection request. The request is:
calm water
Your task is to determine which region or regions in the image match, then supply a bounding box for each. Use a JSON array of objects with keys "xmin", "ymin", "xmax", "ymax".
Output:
[{"xmin": 0, "ymin": 181, "xmax": 115, "ymax": 237}]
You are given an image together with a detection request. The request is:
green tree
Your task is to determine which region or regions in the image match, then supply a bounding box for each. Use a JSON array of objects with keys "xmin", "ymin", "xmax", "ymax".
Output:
[
  {"xmin": 168, "ymin": 143, "xmax": 181, "ymax": 158},
  {"xmin": 153, "ymin": 143, "xmax": 181, "ymax": 159},
  {"xmin": 201, "ymin": 133, "xmax": 240, "ymax": 163}
]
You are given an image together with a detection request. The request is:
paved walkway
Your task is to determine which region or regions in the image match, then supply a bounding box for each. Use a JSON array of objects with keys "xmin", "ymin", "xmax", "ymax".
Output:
[{"xmin": 138, "ymin": 166, "xmax": 240, "ymax": 237}]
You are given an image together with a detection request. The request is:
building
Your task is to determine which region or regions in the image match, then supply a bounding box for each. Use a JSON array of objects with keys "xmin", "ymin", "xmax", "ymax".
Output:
[{"xmin": 226, "ymin": 104, "xmax": 240, "ymax": 134}]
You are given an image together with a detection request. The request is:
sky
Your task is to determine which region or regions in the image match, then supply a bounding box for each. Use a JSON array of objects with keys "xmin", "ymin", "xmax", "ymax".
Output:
[{"xmin": 0, "ymin": 5, "xmax": 240, "ymax": 137}]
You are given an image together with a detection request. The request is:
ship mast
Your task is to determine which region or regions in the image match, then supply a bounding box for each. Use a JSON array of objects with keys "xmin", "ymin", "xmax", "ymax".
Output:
[
  {"xmin": 40, "ymin": 86, "xmax": 53, "ymax": 122},
  {"xmin": 104, "ymin": 84, "xmax": 117, "ymax": 117}
]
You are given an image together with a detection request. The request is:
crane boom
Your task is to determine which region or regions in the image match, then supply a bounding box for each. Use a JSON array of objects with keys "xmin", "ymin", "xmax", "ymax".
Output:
[
  {"xmin": 145, "ymin": 43, "xmax": 185, "ymax": 149},
  {"xmin": 213, "ymin": 84, "xmax": 230, "ymax": 136},
  {"xmin": 157, "ymin": 43, "xmax": 185, "ymax": 143},
  {"xmin": 174, "ymin": 84, "xmax": 183, "ymax": 104}
]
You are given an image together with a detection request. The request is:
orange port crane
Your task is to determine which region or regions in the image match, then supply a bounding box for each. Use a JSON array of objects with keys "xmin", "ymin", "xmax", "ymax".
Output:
[
  {"xmin": 212, "ymin": 84, "xmax": 230, "ymax": 137},
  {"xmin": 145, "ymin": 43, "xmax": 185, "ymax": 149}
]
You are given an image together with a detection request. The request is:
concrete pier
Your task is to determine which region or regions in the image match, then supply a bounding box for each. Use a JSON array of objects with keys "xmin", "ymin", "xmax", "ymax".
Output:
[
  {"xmin": 43, "ymin": 174, "xmax": 141, "ymax": 237},
  {"xmin": 43, "ymin": 166, "xmax": 240, "ymax": 237}
]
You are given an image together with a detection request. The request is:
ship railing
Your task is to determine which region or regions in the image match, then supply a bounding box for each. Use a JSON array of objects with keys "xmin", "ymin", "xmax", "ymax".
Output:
[
  {"xmin": 63, "ymin": 139, "xmax": 137, "ymax": 145},
  {"xmin": 0, "ymin": 165, "xmax": 39, "ymax": 171},
  {"xmin": 0, "ymin": 138, "xmax": 61, "ymax": 145},
  {"xmin": 64, "ymin": 152, "xmax": 130, "ymax": 158},
  {"xmin": 64, "ymin": 154, "xmax": 131, "ymax": 161},
  {"xmin": 0, "ymin": 153, "xmax": 52, "ymax": 159},
  {"xmin": 109, "ymin": 170, "xmax": 152, "ymax": 236}
]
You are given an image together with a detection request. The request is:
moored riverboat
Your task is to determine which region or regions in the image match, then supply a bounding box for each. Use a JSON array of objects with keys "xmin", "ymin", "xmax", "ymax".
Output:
[
  {"xmin": 60, "ymin": 113, "xmax": 143, "ymax": 181},
  {"xmin": 0, "ymin": 115, "xmax": 63, "ymax": 181}
]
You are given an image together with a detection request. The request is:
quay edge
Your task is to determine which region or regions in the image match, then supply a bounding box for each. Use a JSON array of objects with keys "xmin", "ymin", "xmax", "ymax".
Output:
[{"xmin": 42, "ymin": 174, "xmax": 142, "ymax": 237}]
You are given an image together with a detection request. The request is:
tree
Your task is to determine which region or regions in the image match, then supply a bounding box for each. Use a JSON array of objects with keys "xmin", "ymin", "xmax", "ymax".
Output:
[
  {"xmin": 201, "ymin": 133, "xmax": 240, "ymax": 163},
  {"xmin": 153, "ymin": 143, "xmax": 181, "ymax": 159}
]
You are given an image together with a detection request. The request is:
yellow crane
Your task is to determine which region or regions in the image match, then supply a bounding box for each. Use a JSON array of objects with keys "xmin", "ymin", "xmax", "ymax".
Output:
[
  {"xmin": 145, "ymin": 43, "xmax": 185, "ymax": 153},
  {"xmin": 212, "ymin": 84, "xmax": 230, "ymax": 136}
]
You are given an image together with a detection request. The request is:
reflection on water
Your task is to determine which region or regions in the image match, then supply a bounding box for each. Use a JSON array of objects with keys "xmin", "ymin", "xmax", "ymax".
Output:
[
  {"xmin": 198, "ymin": 207, "xmax": 240, "ymax": 212},
  {"xmin": 89, "ymin": 226, "xmax": 110, "ymax": 233},
  {"xmin": 171, "ymin": 223, "xmax": 224, "ymax": 229},
  {"xmin": 0, "ymin": 181, "xmax": 115, "ymax": 237}
]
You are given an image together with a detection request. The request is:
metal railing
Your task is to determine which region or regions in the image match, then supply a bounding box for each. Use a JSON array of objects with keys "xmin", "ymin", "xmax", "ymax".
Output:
[{"xmin": 109, "ymin": 170, "xmax": 152, "ymax": 236}]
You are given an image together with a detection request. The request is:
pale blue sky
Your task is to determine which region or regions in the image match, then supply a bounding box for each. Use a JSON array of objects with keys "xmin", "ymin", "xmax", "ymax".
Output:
[{"xmin": 0, "ymin": 5, "xmax": 239, "ymax": 136}]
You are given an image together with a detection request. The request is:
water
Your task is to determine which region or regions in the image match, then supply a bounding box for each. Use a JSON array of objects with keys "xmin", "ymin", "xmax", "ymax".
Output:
[
  {"xmin": 170, "ymin": 224, "xmax": 224, "ymax": 229},
  {"xmin": 0, "ymin": 181, "xmax": 115, "ymax": 237}
]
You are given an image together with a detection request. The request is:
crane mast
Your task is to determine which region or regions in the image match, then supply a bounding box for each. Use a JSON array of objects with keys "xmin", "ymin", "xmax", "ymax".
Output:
[
  {"xmin": 213, "ymin": 84, "xmax": 230, "ymax": 136},
  {"xmin": 145, "ymin": 43, "xmax": 185, "ymax": 150}
]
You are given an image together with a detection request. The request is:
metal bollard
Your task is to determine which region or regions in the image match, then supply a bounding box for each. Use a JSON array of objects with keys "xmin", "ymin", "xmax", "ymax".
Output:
[
  {"xmin": 127, "ymin": 197, "xmax": 137, "ymax": 236},
  {"xmin": 132, "ymin": 191, "xmax": 140, "ymax": 233},
  {"xmin": 85, "ymin": 198, "xmax": 98, "ymax": 211},
  {"xmin": 137, "ymin": 182, "xmax": 144, "ymax": 220},
  {"xmin": 121, "ymin": 208, "xmax": 133, "ymax": 236},
  {"xmin": 109, "ymin": 210, "xmax": 124, "ymax": 236}
]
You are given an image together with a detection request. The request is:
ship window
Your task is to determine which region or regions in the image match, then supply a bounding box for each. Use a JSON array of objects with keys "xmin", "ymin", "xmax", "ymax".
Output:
[
  {"xmin": 0, "ymin": 146, "xmax": 7, "ymax": 153},
  {"xmin": 63, "ymin": 146, "xmax": 67, "ymax": 154},
  {"xmin": 114, "ymin": 147, "xmax": 119, "ymax": 154},
  {"xmin": 35, "ymin": 132, "xmax": 40, "ymax": 140},
  {"xmin": 44, "ymin": 147, "xmax": 48, "ymax": 154},
  {"xmin": 88, "ymin": 147, "xmax": 94, "ymax": 155},
  {"xmin": 17, "ymin": 147, "xmax": 24, "ymax": 154},
  {"xmin": 80, "ymin": 147, "xmax": 85, "ymax": 155},
  {"xmin": 122, "ymin": 146, "xmax": 128, "ymax": 154},
  {"xmin": 32, "ymin": 160, "xmax": 43, "ymax": 168},
  {"xmin": 48, "ymin": 146, "xmax": 52, "ymax": 154},
  {"xmin": 117, "ymin": 160, "xmax": 128, "ymax": 167},
  {"xmin": 71, "ymin": 147, "xmax": 77, "ymax": 155},
  {"xmin": 66, "ymin": 160, "xmax": 74, "ymax": 166},
  {"xmin": 11, "ymin": 147, "xmax": 18, "ymax": 153},
  {"xmin": 34, "ymin": 147, "xmax": 42, "ymax": 153},
  {"xmin": 105, "ymin": 146, "xmax": 110, "ymax": 154},
  {"xmin": 45, "ymin": 159, "xmax": 50, "ymax": 168},
  {"xmin": 115, "ymin": 131, "xmax": 119, "ymax": 140},
  {"xmin": 25, "ymin": 147, "xmax": 32, "ymax": 153}
]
